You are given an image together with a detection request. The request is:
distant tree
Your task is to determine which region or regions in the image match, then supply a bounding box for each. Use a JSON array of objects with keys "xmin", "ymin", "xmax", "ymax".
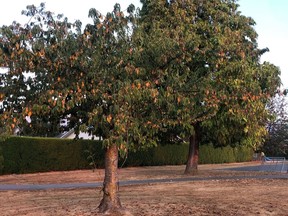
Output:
[{"xmin": 263, "ymin": 95, "xmax": 288, "ymax": 157}]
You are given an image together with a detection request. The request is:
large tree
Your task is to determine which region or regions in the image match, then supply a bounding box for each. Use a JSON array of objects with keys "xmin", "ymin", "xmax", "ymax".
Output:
[{"xmin": 0, "ymin": 3, "xmax": 165, "ymax": 214}]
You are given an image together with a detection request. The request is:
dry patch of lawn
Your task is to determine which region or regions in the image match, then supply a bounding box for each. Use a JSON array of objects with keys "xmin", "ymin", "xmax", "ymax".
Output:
[{"xmin": 0, "ymin": 162, "xmax": 287, "ymax": 216}]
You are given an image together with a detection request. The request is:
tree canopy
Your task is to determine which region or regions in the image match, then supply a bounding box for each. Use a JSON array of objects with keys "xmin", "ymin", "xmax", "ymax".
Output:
[{"xmin": 137, "ymin": 0, "xmax": 281, "ymax": 173}]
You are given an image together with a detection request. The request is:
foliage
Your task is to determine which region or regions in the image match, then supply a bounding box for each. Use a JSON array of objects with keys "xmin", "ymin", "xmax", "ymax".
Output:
[
  {"xmin": 139, "ymin": 1, "xmax": 281, "ymax": 153},
  {"xmin": 0, "ymin": 2, "xmax": 167, "ymax": 153},
  {"xmin": 199, "ymin": 143, "xmax": 253, "ymax": 164},
  {"xmin": 0, "ymin": 137, "xmax": 253, "ymax": 175},
  {"xmin": 84, "ymin": 149, "xmax": 98, "ymax": 172},
  {"xmin": 201, "ymin": 63, "xmax": 281, "ymax": 150},
  {"xmin": 0, "ymin": 136, "xmax": 102, "ymax": 174},
  {"xmin": 263, "ymin": 95, "xmax": 288, "ymax": 157},
  {"xmin": 1, "ymin": 1, "xmax": 281, "ymax": 153},
  {"xmin": 0, "ymin": 146, "xmax": 4, "ymax": 174},
  {"xmin": 124, "ymin": 143, "xmax": 189, "ymax": 166}
]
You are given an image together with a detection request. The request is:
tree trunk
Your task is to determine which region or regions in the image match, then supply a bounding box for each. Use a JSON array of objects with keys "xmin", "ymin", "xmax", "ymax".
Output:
[
  {"xmin": 184, "ymin": 123, "xmax": 200, "ymax": 175},
  {"xmin": 98, "ymin": 144, "xmax": 124, "ymax": 214}
]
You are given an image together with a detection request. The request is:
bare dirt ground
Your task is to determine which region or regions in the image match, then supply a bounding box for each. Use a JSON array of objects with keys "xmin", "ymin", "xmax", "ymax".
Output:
[{"xmin": 0, "ymin": 162, "xmax": 287, "ymax": 216}]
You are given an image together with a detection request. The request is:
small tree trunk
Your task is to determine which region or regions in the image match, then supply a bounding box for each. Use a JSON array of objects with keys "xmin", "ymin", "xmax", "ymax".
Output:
[
  {"xmin": 98, "ymin": 144, "xmax": 123, "ymax": 214},
  {"xmin": 184, "ymin": 123, "xmax": 200, "ymax": 175}
]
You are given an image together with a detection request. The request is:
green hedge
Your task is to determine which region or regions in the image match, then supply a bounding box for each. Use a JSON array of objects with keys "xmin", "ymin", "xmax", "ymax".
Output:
[
  {"xmin": 0, "ymin": 137, "xmax": 104, "ymax": 174},
  {"xmin": 0, "ymin": 137, "xmax": 253, "ymax": 175},
  {"xmin": 199, "ymin": 144, "xmax": 253, "ymax": 164},
  {"xmin": 0, "ymin": 146, "xmax": 4, "ymax": 174},
  {"xmin": 124, "ymin": 143, "xmax": 189, "ymax": 166}
]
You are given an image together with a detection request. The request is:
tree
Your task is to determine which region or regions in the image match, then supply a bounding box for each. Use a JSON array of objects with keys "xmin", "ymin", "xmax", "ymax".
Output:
[
  {"xmin": 0, "ymin": 3, "xmax": 164, "ymax": 214},
  {"xmin": 263, "ymin": 95, "xmax": 288, "ymax": 157},
  {"xmin": 138, "ymin": 0, "xmax": 225, "ymax": 174},
  {"xmin": 138, "ymin": 0, "xmax": 281, "ymax": 174}
]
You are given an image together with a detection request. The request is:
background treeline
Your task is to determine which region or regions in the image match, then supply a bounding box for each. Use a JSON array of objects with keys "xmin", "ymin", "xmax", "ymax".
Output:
[{"xmin": 0, "ymin": 137, "xmax": 253, "ymax": 174}]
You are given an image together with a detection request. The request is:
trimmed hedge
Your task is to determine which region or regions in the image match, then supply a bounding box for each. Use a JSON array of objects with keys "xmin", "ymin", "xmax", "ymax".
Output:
[
  {"xmin": 0, "ymin": 146, "xmax": 4, "ymax": 174},
  {"xmin": 124, "ymin": 143, "xmax": 189, "ymax": 166},
  {"xmin": 199, "ymin": 144, "xmax": 253, "ymax": 164},
  {"xmin": 0, "ymin": 137, "xmax": 104, "ymax": 174},
  {"xmin": 0, "ymin": 137, "xmax": 253, "ymax": 175}
]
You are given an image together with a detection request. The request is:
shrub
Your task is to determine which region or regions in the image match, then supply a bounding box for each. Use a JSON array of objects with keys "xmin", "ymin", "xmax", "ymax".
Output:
[
  {"xmin": 123, "ymin": 143, "xmax": 188, "ymax": 166},
  {"xmin": 0, "ymin": 146, "xmax": 4, "ymax": 174},
  {"xmin": 0, "ymin": 137, "xmax": 253, "ymax": 175},
  {"xmin": 0, "ymin": 137, "xmax": 103, "ymax": 174},
  {"xmin": 199, "ymin": 143, "xmax": 253, "ymax": 164}
]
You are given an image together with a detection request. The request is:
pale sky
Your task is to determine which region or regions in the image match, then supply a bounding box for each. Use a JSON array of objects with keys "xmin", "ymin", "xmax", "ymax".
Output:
[
  {"xmin": 239, "ymin": 0, "xmax": 288, "ymax": 89},
  {"xmin": 0, "ymin": 0, "xmax": 287, "ymax": 88}
]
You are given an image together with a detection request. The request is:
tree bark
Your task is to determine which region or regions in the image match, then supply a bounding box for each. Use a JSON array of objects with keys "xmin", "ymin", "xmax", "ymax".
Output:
[
  {"xmin": 98, "ymin": 144, "xmax": 123, "ymax": 214},
  {"xmin": 184, "ymin": 122, "xmax": 200, "ymax": 175}
]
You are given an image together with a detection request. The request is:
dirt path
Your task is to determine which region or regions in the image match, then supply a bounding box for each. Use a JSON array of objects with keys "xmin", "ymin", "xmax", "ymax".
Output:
[{"xmin": 0, "ymin": 162, "xmax": 287, "ymax": 216}]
